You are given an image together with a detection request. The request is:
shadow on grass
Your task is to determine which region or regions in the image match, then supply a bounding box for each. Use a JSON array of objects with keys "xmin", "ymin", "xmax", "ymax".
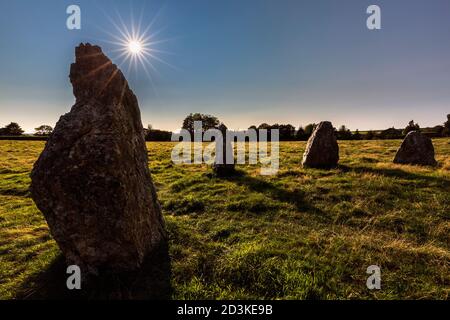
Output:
[
  {"xmin": 339, "ymin": 165, "xmax": 450, "ymax": 187},
  {"xmin": 0, "ymin": 187, "xmax": 30, "ymax": 197},
  {"xmin": 220, "ymin": 170, "xmax": 324, "ymax": 216},
  {"xmin": 16, "ymin": 242, "xmax": 172, "ymax": 300}
]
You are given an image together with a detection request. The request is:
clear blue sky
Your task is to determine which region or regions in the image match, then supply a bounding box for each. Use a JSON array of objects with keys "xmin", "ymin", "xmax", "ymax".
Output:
[{"xmin": 0, "ymin": 0, "xmax": 449, "ymax": 133}]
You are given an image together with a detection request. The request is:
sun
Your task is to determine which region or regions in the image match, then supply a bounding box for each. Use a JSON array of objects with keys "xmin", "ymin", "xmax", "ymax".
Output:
[
  {"xmin": 128, "ymin": 40, "xmax": 142, "ymax": 55},
  {"xmin": 95, "ymin": 7, "xmax": 176, "ymax": 91}
]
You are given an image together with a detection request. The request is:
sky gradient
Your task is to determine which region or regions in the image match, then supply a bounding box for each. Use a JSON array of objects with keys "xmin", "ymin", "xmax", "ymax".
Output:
[{"xmin": 0, "ymin": 0, "xmax": 449, "ymax": 133}]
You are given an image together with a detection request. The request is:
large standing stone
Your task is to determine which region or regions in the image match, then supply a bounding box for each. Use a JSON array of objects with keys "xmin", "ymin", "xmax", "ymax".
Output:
[
  {"xmin": 213, "ymin": 124, "xmax": 235, "ymax": 176},
  {"xmin": 302, "ymin": 121, "xmax": 339, "ymax": 168},
  {"xmin": 394, "ymin": 131, "xmax": 437, "ymax": 166},
  {"xmin": 31, "ymin": 43, "xmax": 166, "ymax": 274}
]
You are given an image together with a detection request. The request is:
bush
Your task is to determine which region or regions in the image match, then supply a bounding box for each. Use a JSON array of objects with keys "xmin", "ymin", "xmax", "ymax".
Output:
[
  {"xmin": 145, "ymin": 129, "xmax": 172, "ymax": 141},
  {"xmin": 379, "ymin": 127, "xmax": 403, "ymax": 140}
]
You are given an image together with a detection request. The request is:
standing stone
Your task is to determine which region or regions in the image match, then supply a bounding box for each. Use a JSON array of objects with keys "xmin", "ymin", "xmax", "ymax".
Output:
[
  {"xmin": 302, "ymin": 121, "xmax": 339, "ymax": 168},
  {"xmin": 394, "ymin": 131, "xmax": 437, "ymax": 166},
  {"xmin": 213, "ymin": 124, "xmax": 235, "ymax": 176},
  {"xmin": 31, "ymin": 43, "xmax": 166, "ymax": 274}
]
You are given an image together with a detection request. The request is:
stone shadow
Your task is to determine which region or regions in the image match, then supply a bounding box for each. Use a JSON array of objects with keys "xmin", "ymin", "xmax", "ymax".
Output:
[
  {"xmin": 221, "ymin": 170, "xmax": 324, "ymax": 216},
  {"xmin": 16, "ymin": 242, "xmax": 172, "ymax": 300},
  {"xmin": 338, "ymin": 165, "xmax": 450, "ymax": 187}
]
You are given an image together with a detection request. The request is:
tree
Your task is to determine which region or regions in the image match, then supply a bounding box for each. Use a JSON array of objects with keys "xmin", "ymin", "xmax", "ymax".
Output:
[
  {"xmin": 402, "ymin": 120, "xmax": 420, "ymax": 136},
  {"xmin": 432, "ymin": 125, "xmax": 444, "ymax": 137},
  {"xmin": 278, "ymin": 124, "xmax": 296, "ymax": 141},
  {"xmin": 365, "ymin": 131, "xmax": 375, "ymax": 140},
  {"xmin": 337, "ymin": 125, "xmax": 353, "ymax": 140},
  {"xmin": 353, "ymin": 129, "xmax": 362, "ymax": 140},
  {"xmin": 296, "ymin": 126, "xmax": 307, "ymax": 141},
  {"xmin": 257, "ymin": 123, "xmax": 271, "ymax": 130},
  {"xmin": 182, "ymin": 113, "xmax": 220, "ymax": 134},
  {"xmin": 34, "ymin": 125, "xmax": 53, "ymax": 136},
  {"xmin": 0, "ymin": 122, "xmax": 24, "ymax": 136},
  {"xmin": 256, "ymin": 123, "xmax": 272, "ymax": 141},
  {"xmin": 248, "ymin": 125, "xmax": 258, "ymax": 140},
  {"xmin": 443, "ymin": 114, "xmax": 450, "ymax": 137},
  {"xmin": 304, "ymin": 123, "xmax": 316, "ymax": 137}
]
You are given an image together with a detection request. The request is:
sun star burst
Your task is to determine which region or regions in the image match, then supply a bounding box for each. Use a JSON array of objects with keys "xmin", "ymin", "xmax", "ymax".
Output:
[{"xmin": 94, "ymin": 6, "xmax": 176, "ymax": 92}]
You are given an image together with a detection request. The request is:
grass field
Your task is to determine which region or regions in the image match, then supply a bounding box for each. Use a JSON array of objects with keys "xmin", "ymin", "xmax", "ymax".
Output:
[{"xmin": 0, "ymin": 139, "xmax": 449, "ymax": 300}]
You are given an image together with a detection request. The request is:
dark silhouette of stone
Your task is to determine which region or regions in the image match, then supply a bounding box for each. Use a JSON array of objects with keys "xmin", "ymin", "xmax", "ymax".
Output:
[
  {"xmin": 394, "ymin": 131, "xmax": 437, "ymax": 166},
  {"xmin": 213, "ymin": 124, "xmax": 235, "ymax": 176},
  {"xmin": 302, "ymin": 121, "xmax": 339, "ymax": 169},
  {"xmin": 31, "ymin": 43, "xmax": 166, "ymax": 274}
]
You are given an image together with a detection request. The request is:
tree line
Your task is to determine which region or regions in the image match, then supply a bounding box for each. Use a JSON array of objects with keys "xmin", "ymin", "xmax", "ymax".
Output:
[
  {"xmin": 1, "ymin": 114, "xmax": 449, "ymax": 141},
  {"xmin": 178, "ymin": 113, "xmax": 450, "ymax": 141},
  {"xmin": 0, "ymin": 123, "xmax": 52, "ymax": 136}
]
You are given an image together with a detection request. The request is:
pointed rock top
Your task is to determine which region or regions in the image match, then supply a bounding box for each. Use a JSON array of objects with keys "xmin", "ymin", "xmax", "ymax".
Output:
[
  {"xmin": 315, "ymin": 121, "xmax": 333, "ymax": 131},
  {"xmin": 70, "ymin": 43, "xmax": 133, "ymax": 105}
]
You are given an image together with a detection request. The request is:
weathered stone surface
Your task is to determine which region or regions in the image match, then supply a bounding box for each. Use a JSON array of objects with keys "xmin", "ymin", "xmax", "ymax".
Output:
[
  {"xmin": 31, "ymin": 43, "xmax": 166, "ymax": 274},
  {"xmin": 302, "ymin": 121, "xmax": 339, "ymax": 168},
  {"xmin": 394, "ymin": 131, "xmax": 437, "ymax": 166},
  {"xmin": 213, "ymin": 124, "xmax": 236, "ymax": 176}
]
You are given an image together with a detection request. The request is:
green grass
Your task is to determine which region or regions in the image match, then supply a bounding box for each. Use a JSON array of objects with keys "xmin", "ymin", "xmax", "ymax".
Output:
[{"xmin": 0, "ymin": 139, "xmax": 449, "ymax": 299}]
